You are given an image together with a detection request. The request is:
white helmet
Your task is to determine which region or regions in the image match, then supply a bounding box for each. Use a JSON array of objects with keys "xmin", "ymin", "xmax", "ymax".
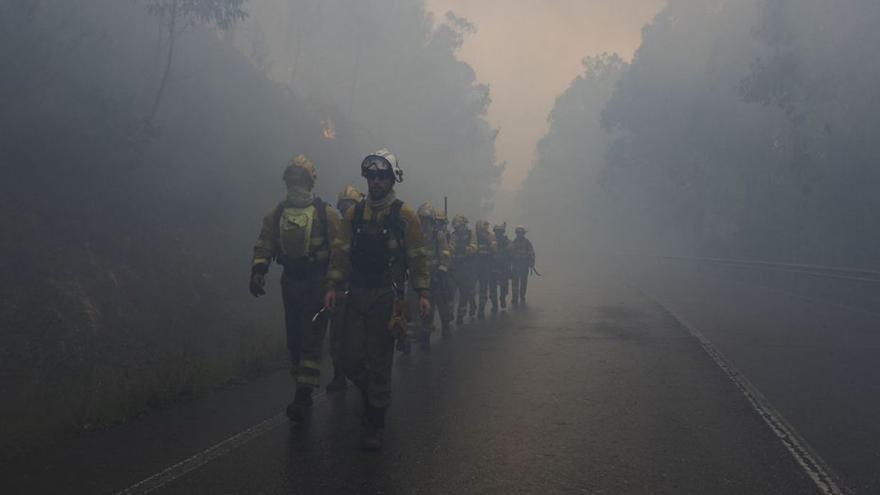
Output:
[{"xmin": 361, "ymin": 148, "xmax": 403, "ymax": 183}]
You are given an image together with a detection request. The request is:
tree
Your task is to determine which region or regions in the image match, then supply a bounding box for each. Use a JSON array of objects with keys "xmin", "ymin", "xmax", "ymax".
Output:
[{"xmin": 140, "ymin": 0, "xmax": 248, "ymax": 121}]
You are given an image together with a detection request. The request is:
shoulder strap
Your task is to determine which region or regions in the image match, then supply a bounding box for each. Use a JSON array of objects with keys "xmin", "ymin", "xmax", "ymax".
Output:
[
  {"xmin": 391, "ymin": 200, "xmax": 408, "ymax": 274},
  {"xmin": 389, "ymin": 199, "xmax": 404, "ymax": 223},
  {"xmin": 385, "ymin": 199, "xmax": 404, "ymax": 244},
  {"xmin": 271, "ymin": 200, "xmax": 286, "ymax": 248},
  {"xmin": 353, "ymin": 199, "xmax": 367, "ymax": 226},
  {"xmin": 349, "ymin": 199, "xmax": 367, "ymax": 250},
  {"xmin": 314, "ymin": 197, "xmax": 329, "ymax": 253}
]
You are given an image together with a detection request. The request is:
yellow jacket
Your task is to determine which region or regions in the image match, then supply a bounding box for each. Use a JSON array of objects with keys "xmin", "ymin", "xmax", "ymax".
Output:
[
  {"xmin": 449, "ymin": 228, "xmax": 478, "ymax": 261},
  {"xmin": 475, "ymin": 225, "xmax": 497, "ymax": 257},
  {"xmin": 424, "ymin": 228, "xmax": 452, "ymax": 273}
]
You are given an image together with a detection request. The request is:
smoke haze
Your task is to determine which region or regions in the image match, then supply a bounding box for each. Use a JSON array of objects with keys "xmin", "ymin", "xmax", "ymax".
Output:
[
  {"xmin": 5, "ymin": 1, "xmax": 880, "ymax": 471},
  {"xmin": 426, "ymin": 0, "xmax": 664, "ymax": 191}
]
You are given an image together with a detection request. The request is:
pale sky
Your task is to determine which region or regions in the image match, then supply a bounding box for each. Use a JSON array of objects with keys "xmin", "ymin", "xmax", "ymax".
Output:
[{"xmin": 425, "ymin": 0, "xmax": 665, "ymax": 191}]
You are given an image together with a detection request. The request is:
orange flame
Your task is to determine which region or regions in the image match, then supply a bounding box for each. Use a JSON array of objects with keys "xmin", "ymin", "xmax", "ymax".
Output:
[{"xmin": 322, "ymin": 119, "xmax": 336, "ymax": 140}]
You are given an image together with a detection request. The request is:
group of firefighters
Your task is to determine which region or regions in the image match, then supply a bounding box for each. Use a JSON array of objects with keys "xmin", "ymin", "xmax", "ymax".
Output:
[{"xmin": 249, "ymin": 149, "xmax": 536, "ymax": 451}]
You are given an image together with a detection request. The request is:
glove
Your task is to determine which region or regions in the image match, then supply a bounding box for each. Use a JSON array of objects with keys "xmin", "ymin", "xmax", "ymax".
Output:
[
  {"xmin": 419, "ymin": 295, "xmax": 431, "ymax": 319},
  {"xmin": 249, "ymin": 273, "xmax": 266, "ymax": 297},
  {"xmin": 388, "ymin": 297, "xmax": 411, "ymax": 340}
]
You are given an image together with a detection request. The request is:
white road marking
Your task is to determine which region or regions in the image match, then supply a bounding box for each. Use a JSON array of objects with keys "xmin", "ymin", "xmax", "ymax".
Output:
[
  {"xmin": 116, "ymin": 387, "xmax": 329, "ymax": 495},
  {"xmin": 115, "ymin": 413, "xmax": 286, "ymax": 494},
  {"xmin": 639, "ymin": 288, "xmax": 848, "ymax": 495},
  {"xmin": 117, "ymin": 285, "xmax": 846, "ymax": 495}
]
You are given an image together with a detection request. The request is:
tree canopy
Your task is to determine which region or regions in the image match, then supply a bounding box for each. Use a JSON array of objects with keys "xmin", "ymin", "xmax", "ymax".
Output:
[{"xmin": 519, "ymin": 0, "xmax": 880, "ymax": 267}]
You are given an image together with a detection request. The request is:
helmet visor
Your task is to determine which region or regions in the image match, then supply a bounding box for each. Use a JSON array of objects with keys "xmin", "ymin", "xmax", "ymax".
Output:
[{"xmin": 361, "ymin": 156, "xmax": 393, "ymax": 174}]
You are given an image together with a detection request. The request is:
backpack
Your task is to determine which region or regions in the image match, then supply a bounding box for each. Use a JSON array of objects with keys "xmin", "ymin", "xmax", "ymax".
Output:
[{"xmin": 272, "ymin": 197, "xmax": 329, "ymax": 264}]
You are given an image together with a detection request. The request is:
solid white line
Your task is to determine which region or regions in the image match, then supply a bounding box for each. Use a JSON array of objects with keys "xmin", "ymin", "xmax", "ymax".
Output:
[
  {"xmin": 639, "ymin": 289, "xmax": 848, "ymax": 495},
  {"xmin": 658, "ymin": 255, "xmax": 880, "ymax": 279},
  {"xmin": 115, "ymin": 413, "xmax": 287, "ymax": 495}
]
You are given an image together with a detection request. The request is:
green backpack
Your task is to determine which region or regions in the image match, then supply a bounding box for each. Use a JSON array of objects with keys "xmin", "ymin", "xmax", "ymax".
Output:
[{"xmin": 273, "ymin": 197, "xmax": 328, "ymax": 263}]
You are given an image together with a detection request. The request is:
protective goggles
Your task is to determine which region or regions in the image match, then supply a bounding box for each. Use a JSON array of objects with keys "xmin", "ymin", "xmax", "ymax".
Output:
[{"xmin": 361, "ymin": 155, "xmax": 393, "ymax": 174}]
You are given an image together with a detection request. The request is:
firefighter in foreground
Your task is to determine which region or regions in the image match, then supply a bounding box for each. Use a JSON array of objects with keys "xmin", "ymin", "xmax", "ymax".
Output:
[
  {"xmin": 249, "ymin": 155, "xmax": 340, "ymax": 422},
  {"xmin": 324, "ymin": 148, "xmax": 430, "ymax": 451},
  {"xmin": 417, "ymin": 202, "xmax": 452, "ymax": 345},
  {"xmin": 325, "ymin": 185, "xmax": 365, "ymax": 392},
  {"xmin": 449, "ymin": 215, "xmax": 477, "ymax": 325},
  {"xmin": 510, "ymin": 225, "xmax": 536, "ymax": 307},
  {"xmin": 490, "ymin": 223, "xmax": 511, "ymax": 311},
  {"xmin": 474, "ymin": 220, "xmax": 497, "ymax": 319}
]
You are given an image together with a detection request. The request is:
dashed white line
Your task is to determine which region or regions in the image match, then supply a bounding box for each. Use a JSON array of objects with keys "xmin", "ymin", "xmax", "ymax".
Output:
[
  {"xmin": 115, "ymin": 412, "xmax": 287, "ymax": 494},
  {"xmin": 112, "ymin": 386, "xmax": 340, "ymax": 495}
]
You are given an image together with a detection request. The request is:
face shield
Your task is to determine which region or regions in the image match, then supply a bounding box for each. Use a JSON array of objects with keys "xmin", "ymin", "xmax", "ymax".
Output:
[{"xmin": 361, "ymin": 151, "xmax": 403, "ymax": 183}]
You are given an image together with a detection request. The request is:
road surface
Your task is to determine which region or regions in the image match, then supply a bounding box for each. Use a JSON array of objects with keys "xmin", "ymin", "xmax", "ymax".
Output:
[{"xmin": 3, "ymin": 262, "xmax": 835, "ymax": 494}]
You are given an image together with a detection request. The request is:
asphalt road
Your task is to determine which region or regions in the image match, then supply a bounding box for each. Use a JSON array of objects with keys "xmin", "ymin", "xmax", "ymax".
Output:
[
  {"xmin": 632, "ymin": 257, "xmax": 880, "ymax": 494},
  {"xmin": 4, "ymin": 264, "xmax": 824, "ymax": 494}
]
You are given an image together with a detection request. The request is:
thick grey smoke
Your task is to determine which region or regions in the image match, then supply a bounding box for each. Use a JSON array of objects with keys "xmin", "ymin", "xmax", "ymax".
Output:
[
  {"xmin": 241, "ymin": 0, "xmax": 503, "ymax": 217},
  {"xmin": 0, "ymin": 0, "xmax": 498, "ymax": 453},
  {"xmin": 520, "ymin": 0, "xmax": 880, "ymax": 267}
]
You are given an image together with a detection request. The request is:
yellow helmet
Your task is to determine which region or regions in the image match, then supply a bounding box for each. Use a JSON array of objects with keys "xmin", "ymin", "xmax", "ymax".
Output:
[
  {"xmin": 417, "ymin": 202, "xmax": 435, "ymax": 218},
  {"xmin": 434, "ymin": 210, "xmax": 448, "ymax": 224},
  {"xmin": 283, "ymin": 154, "xmax": 317, "ymax": 186},
  {"xmin": 337, "ymin": 184, "xmax": 364, "ymax": 204},
  {"xmin": 452, "ymin": 215, "xmax": 469, "ymax": 229}
]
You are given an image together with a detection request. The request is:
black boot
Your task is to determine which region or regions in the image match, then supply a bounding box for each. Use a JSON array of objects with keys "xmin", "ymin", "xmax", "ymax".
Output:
[
  {"xmin": 362, "ymin": 406, "xmax": 386, "ymax": 451},
  {"xmin": 325, "ymin": 365, "xmax": 347, "ymax": 392},
  {"xmin": 441, "ymin": 321, "xmax": 451, "ymax": 337},
  {"xmin": 286, "ymin": 386, "xmax": 313, "ymax": 423}
]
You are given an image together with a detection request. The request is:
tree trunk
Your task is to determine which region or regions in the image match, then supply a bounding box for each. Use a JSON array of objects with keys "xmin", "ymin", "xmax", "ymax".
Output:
[{"xmin": 148, "ymin": 1, "xmax": 177, "ymax": 123}]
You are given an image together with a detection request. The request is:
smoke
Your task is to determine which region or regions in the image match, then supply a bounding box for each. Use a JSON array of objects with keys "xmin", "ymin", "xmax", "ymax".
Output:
[
  {"xmin": 239, "ymin": 0, "xmax": 503, "ymax": 218},
  {"xmin": 0, "ymin": 0, "xmax": 502, "ymax": 451},
  {"xmin": 519, "ymin": 0, "xmax": 880, "ymax": 268}
]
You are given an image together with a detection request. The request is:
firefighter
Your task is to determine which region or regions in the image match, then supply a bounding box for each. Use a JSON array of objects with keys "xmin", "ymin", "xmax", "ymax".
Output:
[
  {"xmin": 510, "ymin": 225, "xmax": 536, "ymax": 307},
  {"xmin": 249, "ymin": 155, "xmax": 340, "ymax": 423},
  {"xmin": 434, "ymin": 210, "xmax": 456, "ymax": 328},
  {"xmin": 490, "ymin": 223, "xmax": 512, "ymax": 312},
  {"xmin": 473, "ymin": 220, "xmax": 497, "ymax": 319},
  {"xmin": 417, "ymin": 202, "xmax": 452, "ymax": 345},
  {"xmin": 326, "ymin": 185, "xmax": 365, "ymax": 393},
  {"xmin": 324, "ymin": 148, "xmax": 430, "ymax": 451},
  {"xmin": 449, "ymin": 215, "xmax": 477, "ymax": 325}
]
